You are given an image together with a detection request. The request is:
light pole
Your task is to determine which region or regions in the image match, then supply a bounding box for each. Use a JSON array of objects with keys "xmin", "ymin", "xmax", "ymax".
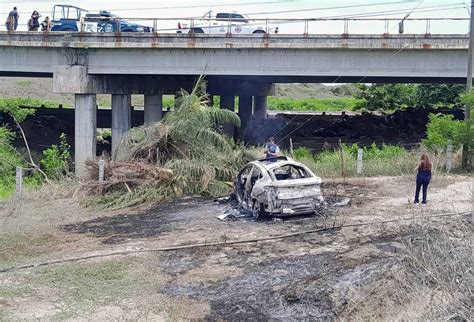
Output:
[
  {"xmin": 467, "ymin": 0, "xmax": 473, "ymax": 100},
  {"xmin": 463, "ymin": 0, "xmax": 473, "ymax": 170}
]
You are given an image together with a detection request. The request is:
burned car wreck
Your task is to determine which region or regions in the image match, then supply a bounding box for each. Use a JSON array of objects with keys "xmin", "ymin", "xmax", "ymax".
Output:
[{"xmin": 234, "ymin": 156, "xmax": 324, "ymax": 218}]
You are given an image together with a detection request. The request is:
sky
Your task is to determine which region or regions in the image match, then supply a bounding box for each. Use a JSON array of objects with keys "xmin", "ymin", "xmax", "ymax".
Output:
[{"xmin": 0, "ymin": 0, "xmax": 470, "ymax": 34}]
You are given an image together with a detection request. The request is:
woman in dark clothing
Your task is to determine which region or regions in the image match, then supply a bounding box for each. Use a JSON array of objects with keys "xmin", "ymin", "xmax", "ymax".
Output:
[
  {"xmin": 414, "ymin": 153, "xmax": 432, "ymax": 205},
  {"xmin": 28, "ymin": 11, "xmax": 41, "ymax": 31}
]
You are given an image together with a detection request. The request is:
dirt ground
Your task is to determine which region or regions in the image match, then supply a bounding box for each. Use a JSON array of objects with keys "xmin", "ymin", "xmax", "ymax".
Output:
[{"xmin": 0, "ymin": 175, "xmax": 471, "ymax": 320}]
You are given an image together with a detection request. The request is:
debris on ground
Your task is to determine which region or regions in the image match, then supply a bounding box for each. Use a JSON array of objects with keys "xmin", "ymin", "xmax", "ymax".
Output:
[
  {"xmin": 217, "ymin": 213, "xmax": 237, "ymax": 221},
  {"xmin": 332, "ymin": 197, "xmax": 351, "ymax": 207}
]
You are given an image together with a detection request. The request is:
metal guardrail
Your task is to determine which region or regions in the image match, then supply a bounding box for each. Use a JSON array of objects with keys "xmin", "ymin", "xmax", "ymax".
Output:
[{"xmin": 72, "ymin": 16, "xmax": 468, "ymax": 36}]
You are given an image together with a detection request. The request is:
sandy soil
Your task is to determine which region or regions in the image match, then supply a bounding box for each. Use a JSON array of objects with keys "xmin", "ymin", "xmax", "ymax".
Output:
[{"xmin": 0, "ymin": 175, "xmax": 471, "ymax": 320}]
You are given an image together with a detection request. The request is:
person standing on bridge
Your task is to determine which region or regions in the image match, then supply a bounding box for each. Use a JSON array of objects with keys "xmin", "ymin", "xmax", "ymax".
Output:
[
  {"xmin": 414, "ymin": 153, "xmax": 432, "ymax": 206},
  {"xmin": 5, "ymin": 7, "xmax": 19, "ymax": 31},
  {"xmin": 41, "ymin": 17, "xmax": 50, "ymax": 32},
  {"xmin": 28, "ymin": 11, "xmax": 41, "ymax": 31}
]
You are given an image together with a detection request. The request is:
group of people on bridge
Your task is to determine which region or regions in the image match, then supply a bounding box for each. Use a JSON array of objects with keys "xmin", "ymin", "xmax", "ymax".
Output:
[{"xmin": 4, "ymin": 7, "xmax": 50, "ymax": 32}]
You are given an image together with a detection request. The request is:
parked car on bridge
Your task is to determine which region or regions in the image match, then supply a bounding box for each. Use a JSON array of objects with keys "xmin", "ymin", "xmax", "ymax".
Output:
[
  {"xmin": 50, "ymin": 4, "xmax": 152, "ymax": 32},
  {"xmin": 177, "ymin": 11, "xmax": 278, "ymax": 34},
  {"xmin": 234, "ymin": 156, "xmax": 324, "ymax": 219}
]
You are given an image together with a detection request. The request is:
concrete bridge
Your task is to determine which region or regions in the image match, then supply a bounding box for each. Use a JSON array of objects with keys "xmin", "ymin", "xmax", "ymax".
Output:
[{"xmin": 0, "ymin": 32, "xmax": 471, "ymax": 175}]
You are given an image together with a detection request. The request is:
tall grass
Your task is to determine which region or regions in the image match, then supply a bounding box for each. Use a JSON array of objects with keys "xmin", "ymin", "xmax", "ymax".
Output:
[
  {"xmin": 267, "ymin": 97, "xmax": 362, "ymax": 112},
  {"xmin": 293, "ymin": 144, "xmax": 428, "ymax": 177}
]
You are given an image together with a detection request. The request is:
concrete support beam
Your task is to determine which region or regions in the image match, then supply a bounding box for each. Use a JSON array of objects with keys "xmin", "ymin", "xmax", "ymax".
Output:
[
  {"xmin": 54, "ymin": 66, "xmax": 164, "ymax": 95},
  {"xmin": 208, "ymin": 79, "xmax": 275, "ymax": 96},
  {"xmin": 238, "ymin": 95, "xmax": 253, "ymax": 141},
  {"xmin": 144, "ymin": 94, "xmax": 163, "ymax": 124},
  {"xmin": 254, "ymin": 95, "xmax": 268, "ymax": 120},
  {"xmin": 220, "ymin": 94, "xmax": 235, "ymax": 137},
  {"xmin": 74, "ymin": 94, "xmax": 97, "ymax": 177},
  {"xmin": 111, "ymin": 94, "xmax": 131, "ymax": 155}
]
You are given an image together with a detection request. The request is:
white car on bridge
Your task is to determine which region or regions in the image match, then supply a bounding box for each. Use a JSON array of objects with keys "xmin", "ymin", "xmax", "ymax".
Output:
[{"xmin": 177, "ymin": 11, "xmax": 278, "ymax": 34}]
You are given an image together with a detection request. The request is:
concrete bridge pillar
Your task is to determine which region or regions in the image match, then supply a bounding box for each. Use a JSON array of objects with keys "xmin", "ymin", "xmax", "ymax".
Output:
[
  {"xmin": 207, "ymin": 94, "xmax": 214, "ymax": 107},
  {"xmin": 254, "ymin": 95, "xmax": 268, "ymax": 120},
  {"xmin": 174, "ymin": 93, "xmax": 181, "ymax": 109},
  {"xmin": 238, "ymin": 95, "xmax": 253, "ymax": 141},
  {"xmin": 220, "ymin": 94, "xmax": 235, "ymax": 137},
  {"xmin": 74, "ymin": 94, "xmax": 97, "ymax": 177},
  {"xmin": 111, "ymin": 94, "xmax": 131, "ymax": 155},
  {"xmin": 144, "ymin": 94, "xmax": 163, "ymax": 124}
]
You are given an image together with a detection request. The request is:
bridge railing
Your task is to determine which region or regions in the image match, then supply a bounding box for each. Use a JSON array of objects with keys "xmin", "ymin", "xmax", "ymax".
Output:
[{"xmin": 73, "ymin": 16, "xmax": 468, "ymax": 37}]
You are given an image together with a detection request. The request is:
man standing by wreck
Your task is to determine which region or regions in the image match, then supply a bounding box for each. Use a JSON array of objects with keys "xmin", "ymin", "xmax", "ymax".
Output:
[{"xmin": 264, "ymin": 137, "xmax": 280, "ymax": 162}]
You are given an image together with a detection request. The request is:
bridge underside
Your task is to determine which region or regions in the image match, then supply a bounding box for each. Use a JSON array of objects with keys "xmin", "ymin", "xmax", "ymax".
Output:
[{"xmin": 0, "ymin": 72, "xmax": 467, "ymax": 84}]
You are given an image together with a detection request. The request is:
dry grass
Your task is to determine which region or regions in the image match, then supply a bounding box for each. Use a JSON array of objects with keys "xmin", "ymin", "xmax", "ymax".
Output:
[
  {"xmin": 0, "ymin": 179, "xmax": 87, "ymax": 228},
  {"xmin": 343, "ymin": 216, "xmax": 472, "ymax": 320}
]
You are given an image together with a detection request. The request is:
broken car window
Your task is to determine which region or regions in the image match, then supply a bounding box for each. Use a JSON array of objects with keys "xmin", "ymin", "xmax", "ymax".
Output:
[
  {"xmin": 237, "ymin": 165, "xmax": 253, "ymax": 191},
  {"xmin": 250, "ymin": 167, "xmax": 263, "ymax": 187},
  {"xmin": 273, "ymin": 165, "xmax": 312, "ymax": 180}
]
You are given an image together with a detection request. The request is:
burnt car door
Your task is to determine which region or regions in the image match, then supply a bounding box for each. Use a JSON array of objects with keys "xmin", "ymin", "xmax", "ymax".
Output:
[{"xmin": 235, "ymin": 164, "xmax": 254, "ymax": 209}]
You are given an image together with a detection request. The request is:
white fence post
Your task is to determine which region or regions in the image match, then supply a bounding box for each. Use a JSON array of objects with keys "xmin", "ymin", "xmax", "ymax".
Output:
[
  {"xmin": 357, "ymin": 148, "xmax": 363, "ymax": 175},
  {"xmin": 446, "ymin": 140, "xmax": 453, "ymax": 172},
  {"xmin": 15, "ymin": 166, "xmax": 22, "ymax": 198},
  {"xmin": 98, "ymin": 159, "xmax": 105, "ymax": 183},
  {"xmin": 289, "ymin": 138, "xmax": 294, "ymax": 156}
]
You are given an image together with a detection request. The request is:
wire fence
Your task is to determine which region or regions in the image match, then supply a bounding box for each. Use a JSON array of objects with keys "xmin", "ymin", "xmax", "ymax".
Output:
[{"xmin": 290, "ymin": 140, "xmax": 460, "ymax": 179}]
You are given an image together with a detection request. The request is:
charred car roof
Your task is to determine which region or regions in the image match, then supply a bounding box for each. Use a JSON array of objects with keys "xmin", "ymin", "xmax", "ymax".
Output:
[{"xmin": 250, "ymin": 156, "xmax": 309, "ymax": 171}]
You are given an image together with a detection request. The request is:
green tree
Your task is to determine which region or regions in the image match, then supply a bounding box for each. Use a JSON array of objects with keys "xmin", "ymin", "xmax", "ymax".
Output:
[
  {"xmin": 353, "ymin": 84, "xmax": 464, "ymax": 111},
  {"xmin": 415, "ymin": 84, "xmax": 464, "ymax": 107},
  {"xmin": 353, "ymin": 84, "xmax": 416, "ymax": 110}
]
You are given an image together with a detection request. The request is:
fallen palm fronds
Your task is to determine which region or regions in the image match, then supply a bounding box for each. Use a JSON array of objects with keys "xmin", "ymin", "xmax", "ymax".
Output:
[{"xmin": 81, "ymin": 79, "xmax": 259, "ymax": 209}]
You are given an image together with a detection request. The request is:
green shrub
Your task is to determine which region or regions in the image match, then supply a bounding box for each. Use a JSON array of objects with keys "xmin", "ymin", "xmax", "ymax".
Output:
[
  {"xmin": 40, "ymin": 133, "xmax": 72, "ymax": 180},
  {"xmin": 423, "ymin": 114, "xmax": 472, "ymax": 149},
  {"xmin": 0, "ymin": 127, "xmax": 25, "ymax": 199},
  {"xmin": 292, "ymin": 146, "xmax": 312, "ymax": 159}
]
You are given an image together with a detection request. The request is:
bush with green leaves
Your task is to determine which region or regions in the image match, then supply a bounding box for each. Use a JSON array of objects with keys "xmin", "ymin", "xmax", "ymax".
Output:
[
  {"xmin": 423, "ymin": 114, "xmax": 473, "ymax": 150},
  {"xmin": 0, "ymin": 127, "xmax": 25, "ymax": 199},
  {"xmin": 40, "ymin": 133, "xmax": 72, "ymax": 180},
  {"xmin": 292, "ymin": 147, "xmax": 313, "ymax": 159},
  {"xmin": 415, "ymin": 84, "xmax": 464, "ymax": 107}
]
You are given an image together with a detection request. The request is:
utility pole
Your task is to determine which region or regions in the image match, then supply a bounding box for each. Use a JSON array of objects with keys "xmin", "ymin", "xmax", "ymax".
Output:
[
  {"xmin": 463, "ymin": 0, "xmax": 473, "ymax": 170},
  {"xmin": 467, "ymin": 0, "xmax": 473, "ymax": 100}
]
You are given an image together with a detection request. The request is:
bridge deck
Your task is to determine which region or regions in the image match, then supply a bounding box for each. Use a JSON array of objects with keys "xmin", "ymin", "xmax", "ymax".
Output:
[{"xmin": 0, "ymin": 32, "xmax": 468, "ymax": 49}]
